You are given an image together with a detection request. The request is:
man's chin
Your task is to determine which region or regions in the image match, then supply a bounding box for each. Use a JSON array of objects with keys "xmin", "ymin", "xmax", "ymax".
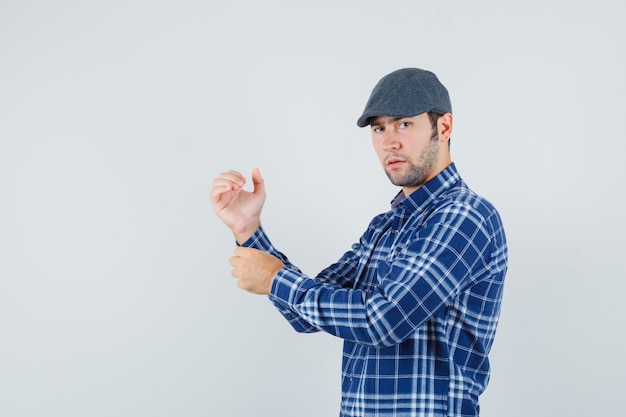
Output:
[{"xmin": 385, "ymin": 171, "xmax": 405, "ymax": 187}]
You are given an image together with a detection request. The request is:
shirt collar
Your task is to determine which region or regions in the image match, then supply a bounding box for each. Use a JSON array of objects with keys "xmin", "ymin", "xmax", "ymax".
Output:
[{"xmin": 390, "ymin": 163, "xmax": 462, "ymax": 212}]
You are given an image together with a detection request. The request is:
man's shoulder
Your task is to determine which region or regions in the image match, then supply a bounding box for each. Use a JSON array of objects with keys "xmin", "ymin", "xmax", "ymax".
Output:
[{"xmin": 440, "ymin": 182, "xmax": 500, "ymax": 217}]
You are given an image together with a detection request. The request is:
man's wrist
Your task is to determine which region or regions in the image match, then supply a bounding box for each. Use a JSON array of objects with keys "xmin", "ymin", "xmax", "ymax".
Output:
[{"xmin": 234, "ymin": 222, "xmax": 261, "ymax": 245}]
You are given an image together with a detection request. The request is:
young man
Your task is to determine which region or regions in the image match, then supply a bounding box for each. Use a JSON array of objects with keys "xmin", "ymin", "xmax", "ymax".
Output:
[{"xmin": 210, "ymin": 68, "xmax": 508, "ymax": 416}]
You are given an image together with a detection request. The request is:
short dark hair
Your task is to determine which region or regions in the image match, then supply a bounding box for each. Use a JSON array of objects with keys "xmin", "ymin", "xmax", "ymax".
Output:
[
  {"xmin": 427, "ymin": 112, "xmax": 451, "ymax": 148},
  {"xmin": 427, "ymin": 112, "xmax": 442, "ymax": 129}
]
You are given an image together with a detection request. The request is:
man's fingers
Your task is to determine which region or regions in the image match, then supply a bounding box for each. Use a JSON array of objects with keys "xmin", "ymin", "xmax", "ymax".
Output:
[
  {"xmin": 212, "ymin": 175, "xmax": 244, "ymax": 192},
  {"xmin": 227, "ymin": 247, "xmax": 281, "ymax": 295},
  {"xmin": 221, "ymin": 170, "xmax": 246, "ymax": 186},
  {"xmin": 211, "ymin": 170, "xmax": 262, "ymax": 204},
  {"xmin": 233, "ymin": 246, "xmax": 257, "ymax": 258},
  {"xmin": 210, "ymin": 171, "xmax": 249, "ymax": 206},
  {"xmin": 229, "ymin": 248, "xmax": 256, "ymax": 276},
  {"xmin": 210, "ymin": 183, "xmax": 235, "ymax": 203},
  {"xmin": 229, "ymin": 247, "xmax": 262, "ymax": 280},
  {"xmin": 229, "ymin": 254, "xmax": 244, "ymax": 280},
  {"xmin": 229, "ymin": 248, "xmax": 257, "ymax": 265}
]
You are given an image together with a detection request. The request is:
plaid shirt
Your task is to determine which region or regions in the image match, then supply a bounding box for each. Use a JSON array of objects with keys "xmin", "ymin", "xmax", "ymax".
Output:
[{"xmin": 243, "ymin": 163, "xmax": 508, "ymax": 416}]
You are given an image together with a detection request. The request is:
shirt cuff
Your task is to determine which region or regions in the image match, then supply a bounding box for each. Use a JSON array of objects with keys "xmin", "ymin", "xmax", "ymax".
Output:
[
  {"xmin": 237, "ymin": 225, "xmax": 273, "ymax": 251},
  {"xmin": 269, "ymin": 267, "xmax": 310, "ymax": 307}
]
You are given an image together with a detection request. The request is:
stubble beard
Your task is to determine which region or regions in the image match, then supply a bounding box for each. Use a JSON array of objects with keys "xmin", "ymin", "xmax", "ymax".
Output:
[{"xmin": 385, "ymin": 131, "xmax": 440, "ymax": 188}]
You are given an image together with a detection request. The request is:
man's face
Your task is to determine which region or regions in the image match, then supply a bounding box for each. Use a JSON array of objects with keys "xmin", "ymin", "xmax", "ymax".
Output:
[{"xmin": 370, "ymin": 113, "xmax": 442, "ymax": 195}]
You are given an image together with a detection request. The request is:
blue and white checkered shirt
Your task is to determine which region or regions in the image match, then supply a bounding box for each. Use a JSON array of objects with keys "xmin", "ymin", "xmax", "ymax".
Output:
[{"xmin": 243, "ymin": 163, "xmax": 508, "ymax": 416}]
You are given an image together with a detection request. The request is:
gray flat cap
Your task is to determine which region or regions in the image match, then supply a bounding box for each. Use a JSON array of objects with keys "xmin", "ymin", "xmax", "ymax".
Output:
[{"xmin": 357, "ymin": 68, "xmax": 452, "ymax": 127}]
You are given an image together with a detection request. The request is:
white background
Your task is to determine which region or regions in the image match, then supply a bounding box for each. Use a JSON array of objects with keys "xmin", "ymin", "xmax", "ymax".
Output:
[{"xmin": 1, "ymin": 1, "xmax": 624, "ymax": 416}]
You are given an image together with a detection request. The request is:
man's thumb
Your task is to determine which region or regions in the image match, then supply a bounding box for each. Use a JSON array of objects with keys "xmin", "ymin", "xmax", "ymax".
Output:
[{"xmin": 251, "ymin": 168, "xmax": 265, "ymax": 195}]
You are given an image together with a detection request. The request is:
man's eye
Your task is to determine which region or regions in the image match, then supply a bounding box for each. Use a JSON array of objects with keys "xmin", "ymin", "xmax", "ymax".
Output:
[
  {"xmin": 398, "ymin": 122, "xmax": 411, "ymax": 129},
  {"xmin": 372, "ymin": 126, "xmax": 383, "ymax": 133}
]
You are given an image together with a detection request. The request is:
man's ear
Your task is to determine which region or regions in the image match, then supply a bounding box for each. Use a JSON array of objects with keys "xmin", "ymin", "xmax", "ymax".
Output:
[{"xmin": 438, "ymin": 113, "xmax": 453, "ymax": 142}]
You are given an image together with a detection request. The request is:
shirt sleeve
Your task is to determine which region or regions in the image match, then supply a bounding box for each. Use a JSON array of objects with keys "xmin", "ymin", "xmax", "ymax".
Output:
[
  {"xmin": 239, "ymin": 226, "xmax": 318, "ymax": 333},
  {"xmin": 241, "ymin": 223, "xmax": 376, "ymax": 333},
  {"xmin": 267, "ymin": 202, "xmax": 499, "ymax": 347}
]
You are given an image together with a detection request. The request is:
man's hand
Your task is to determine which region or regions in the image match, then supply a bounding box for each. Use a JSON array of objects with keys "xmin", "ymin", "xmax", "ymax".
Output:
[
  {"xmin": 229, "ymin": 247, "xmax": 285, "ymax": 295},
  {"xmin": 210, "ymin": 168, "xmax": 266, "ymax": 244}
]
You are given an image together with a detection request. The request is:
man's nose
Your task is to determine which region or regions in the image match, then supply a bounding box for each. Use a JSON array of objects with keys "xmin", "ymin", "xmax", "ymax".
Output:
[{"xmin": 380, "ymin": 129, "xmax": 400, "ymax": 150}]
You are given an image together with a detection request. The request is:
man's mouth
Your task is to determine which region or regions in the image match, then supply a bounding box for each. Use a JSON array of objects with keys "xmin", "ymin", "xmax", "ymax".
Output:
[{"xmin": 386, "ymin": 157, "xmax": 406, "ymax": 168}]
